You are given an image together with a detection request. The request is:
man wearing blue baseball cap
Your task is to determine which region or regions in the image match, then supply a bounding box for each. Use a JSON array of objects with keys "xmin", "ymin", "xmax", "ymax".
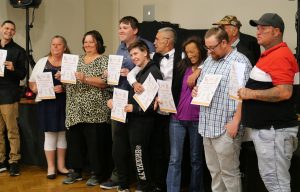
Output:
[{"xmin": 239, "ymin": 13, "xmax": 299, "ymax": 192}]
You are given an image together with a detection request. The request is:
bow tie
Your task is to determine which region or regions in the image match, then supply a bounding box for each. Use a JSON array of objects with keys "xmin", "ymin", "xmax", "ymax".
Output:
[{"xmin": 163, "ymin": 54, "xmax": 169, "ymax": 59}]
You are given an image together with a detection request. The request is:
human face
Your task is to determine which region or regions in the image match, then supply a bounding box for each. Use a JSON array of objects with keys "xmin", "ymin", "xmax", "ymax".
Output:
[
  {"xmin": 50, "ymin": 38, "xmax": 66, "ymax": 57},
  {"xmin": 83, "ymin": 35, "xmax": 97, "ymax": 54},
  {"xmin": 0, "ymin": 23, "xmax": 16, "ymax": 41},
  {"xmin": 118, "ymin": 22, "xmax": 138, "ymax": 43},
  {"xmin": 256, "ymin": 25, "xmax": 278, "ymax": 48},
  {"xmin": 154, "ymin": 32, "xmax": 169, "ymax": 54},
  {"xmin": 223, "ymin": 25, "xmax": 236, "ymax": 42},
  {"xmin": 204, "ymin": 36, "xmax": 224, "ymax": 60},
  {"xmin": 185, "ymin": 42, "xmax": 200, "ymax": 65},
  {"xmin": 130, "ymin": 47, "xmax": 148, "ymax": 68}
]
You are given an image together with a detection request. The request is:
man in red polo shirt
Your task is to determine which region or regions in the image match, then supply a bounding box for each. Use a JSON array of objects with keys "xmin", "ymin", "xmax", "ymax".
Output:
[{"xmin": 238, "ymin": 13, "xmax": 299, "ymax": 192}]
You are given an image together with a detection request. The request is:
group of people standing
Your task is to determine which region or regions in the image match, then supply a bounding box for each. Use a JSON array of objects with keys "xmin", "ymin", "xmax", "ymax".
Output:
[{"xmin": 0, "ymin": 12, "xmax": 299, "ymax": 192}]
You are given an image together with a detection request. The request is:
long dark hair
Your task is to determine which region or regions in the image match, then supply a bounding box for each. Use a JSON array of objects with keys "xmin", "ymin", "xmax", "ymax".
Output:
[
  {"xmin": 177, "ymin": 36, "xmax": 207, "ymax": 73},
  {"xmin": 82, "ymin": 30, "xmax": 106, "ymax": 54}
]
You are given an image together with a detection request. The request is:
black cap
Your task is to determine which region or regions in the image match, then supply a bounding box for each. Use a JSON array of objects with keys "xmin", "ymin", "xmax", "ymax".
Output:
[{"xmin": 249, "ymin": 13, "xmax": 284, "ymax": 33}]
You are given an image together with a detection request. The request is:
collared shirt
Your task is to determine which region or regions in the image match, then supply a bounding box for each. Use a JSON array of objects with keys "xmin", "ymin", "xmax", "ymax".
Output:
[
  {"xmin": 197, "ymin": 49, "xmax": 252, "ymax": 138},
  {"xmin": 116, "ymin": 36, "xmax": 155, "ymax": 90},
  {"xmin": 159, "ymin": 48, "xmax": 175, "ymax": 83}
]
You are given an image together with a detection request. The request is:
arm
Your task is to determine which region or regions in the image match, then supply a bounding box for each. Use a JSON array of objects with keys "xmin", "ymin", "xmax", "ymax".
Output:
[
  {"xmin": 186, "ymin": 68, "xmax": 201, "ymax": 88},
  {"xmin": 127, "ymin": 66, "xmax": 141, "ymax": 86},
  {"xmin": 127, "ymin": 66, "xmax": 144, "ymax": 94},
  {"xmin": 238, "ymin": 84, "xmax": 293, "ymax": 102},
  {"xmin": 75, "ymin": 72, "xmax": 107, "ymax": 88},
  {"xmin": 225, "ymin": 102, "xmax": 242, "ymax": 138},
  {"xmin": 5, "ymin": 48, "xmax": 26, "ymax": 80},
  {"xmin": 29, "ymin": 82, "xmax": 37, "ymax": 94}
]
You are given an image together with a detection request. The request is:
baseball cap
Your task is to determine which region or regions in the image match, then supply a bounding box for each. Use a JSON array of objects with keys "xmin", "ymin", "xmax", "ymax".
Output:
[
  {"xmin": 249, "ymin": 13, "xmax": 284, "ymax": 32},
  {"xmin": 213, "ymin": 15, "xmax": 242, "ymax": 28}
]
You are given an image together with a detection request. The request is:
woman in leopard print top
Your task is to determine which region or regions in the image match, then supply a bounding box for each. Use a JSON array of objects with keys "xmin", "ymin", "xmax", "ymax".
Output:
[{"xmin": 62, "ymin": 30, "xmax": 112, "ymax": 186}]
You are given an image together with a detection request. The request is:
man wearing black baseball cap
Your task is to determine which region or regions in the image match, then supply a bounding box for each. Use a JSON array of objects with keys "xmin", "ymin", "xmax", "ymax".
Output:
[{"xmin": 239, "ymin": 13, "xmax": 299, "ymax": 192}]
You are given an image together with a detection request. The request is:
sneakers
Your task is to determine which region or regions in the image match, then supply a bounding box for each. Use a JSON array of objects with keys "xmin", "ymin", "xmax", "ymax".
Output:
[
  {"xmin": 117, "ymin": 186, "xmax": 130, "ymax": 192},
  {"xmin": 9, "ymin": 163, "xmax": 20, "ymax": 176},
  {"xmin": 0, "ymin": 162, "xmax": 7, "ymax": 173},
  {"xmin": 100, "ymin": 179, "xmax": 119, "ymax": 189},
  {"xmin": 62, "ymin": 171, "xmax": 83, "ymax": 184},
  {"xmin": 86, "ymin": 175, "xmax": 99, "ymax": 186}
]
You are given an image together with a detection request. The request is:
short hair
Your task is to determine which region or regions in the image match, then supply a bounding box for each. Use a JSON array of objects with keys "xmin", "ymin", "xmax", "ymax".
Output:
[
  {"xmin": 128, "ymin": 40, "xmax": 150, "ymax": 59},
  {"xmin": 119, "ymin": 16, "xmax": 139, "ymax": 34},
  {"xmin": 48, "ymin": 35, "xmax": 71, "ymax": 56},
  {"xmin": 158, "ymin": 27, "xmax": 177, "ymax": 44},
  {"xmin": 204, "ymin": 26, "xmax": 229, "ymax": 43},
  {"xmin": 82, "ymin": 30, "xmax": 105, "ymax": 54},
  {"xmin": 1, "ymin": 20, "xmax": 16, "ymax": 28}
]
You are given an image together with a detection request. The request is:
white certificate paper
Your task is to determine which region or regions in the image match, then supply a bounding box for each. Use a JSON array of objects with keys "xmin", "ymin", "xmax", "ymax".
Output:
[
  {"xmin": 107, "ymin": 55, "xmax": 123, "ymax": 85},
  {"xmin": 0, "ymin": 50, "xmax": 7, "ymax": 77},
  {"xmin": 36, "ymin": 72, "xmax": 55, "ymax": 100},
  {"xmin": 111, "ymin": 88, "xmax": 128, "ymax": 123},
  {"xmin": 157, "ymin": 80, "xmax": 177, "ymax": 113},
  {"xmin": 133, "ymin": 73, "xmax": 159, "ymax": 112},
  {"xmin": 191, "ymin": 74, "xmax": 222, "ymax": 106},
  {"xmin": 229, "ymin": 61, "xmax": 246, "ymax": 101},
  {"xmin": 61, "ymin": 54, "xmax": 79, "ymax": 84}
]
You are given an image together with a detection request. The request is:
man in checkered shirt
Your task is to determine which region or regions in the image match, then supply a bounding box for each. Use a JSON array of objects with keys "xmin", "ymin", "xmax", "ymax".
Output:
[{"xmin": 193, "ymin": 26, "xmax": 252, "ymax": 192}]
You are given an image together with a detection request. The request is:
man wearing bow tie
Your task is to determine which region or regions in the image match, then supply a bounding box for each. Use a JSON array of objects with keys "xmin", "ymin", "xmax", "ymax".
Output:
[{"xmin": 127, "ymin": 27, "xmax": 181, "ymax": 191}]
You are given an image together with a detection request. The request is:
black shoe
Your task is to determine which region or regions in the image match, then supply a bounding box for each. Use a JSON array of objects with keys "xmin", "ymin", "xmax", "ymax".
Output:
[
  {"xmin": 47, "ymin": 174, "xmax": 56, "ymax": 179},
  {"xmin": 9, "ymin": 163, "xmax": 20, "ymax": 176},
  {"xmin": 0, "ymin": 162, "xmax": 7, "ymax": 173}
]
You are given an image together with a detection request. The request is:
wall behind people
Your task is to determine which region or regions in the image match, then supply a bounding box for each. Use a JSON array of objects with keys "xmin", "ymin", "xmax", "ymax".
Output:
[
  {"xmin": 0, "ymin": 0, "xmax": 297, "ymax": 60},
  {"xmin": 117, "ymin": 0, "xmax": 297, "ymax": 53},
  {"xmin": 0, "ymin": 0, "xmax": 115, "ymax": 60}
]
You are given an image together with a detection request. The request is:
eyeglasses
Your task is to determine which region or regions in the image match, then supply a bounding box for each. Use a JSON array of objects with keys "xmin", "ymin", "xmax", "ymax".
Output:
[{"xmin": 204, "ymin": 41, "xmax": 221, "ymax": 52}]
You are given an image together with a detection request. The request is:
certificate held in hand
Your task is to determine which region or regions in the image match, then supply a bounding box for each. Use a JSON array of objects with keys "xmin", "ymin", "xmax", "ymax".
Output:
[
  {"xmin": 107, "ymin": 55, "xmax": 123, "ymax": 85},
  {"xmin": 111, "ymin": 88, "xmax": 128, "ymax": 123},
  {"xmin": 133, "ymin": 73, "xmax": 159, "ymax": 112},
  {"xmin": 0, "ymin": 50, "xmax": 7, "ymax": 77},
  {"xmin": 191, "ymin": 74, "xmax": 222, "ymax": 106},
  {"xmin": 157, "ymin": 80, "xmax": 177, "ymax": 113},
  {"xmin": 61, "ymin": 53, "xmax": 79, "ymax": 84},
  {"xmin": 36, "ymin": 72, "xmax": 56, "ymax": 100}
]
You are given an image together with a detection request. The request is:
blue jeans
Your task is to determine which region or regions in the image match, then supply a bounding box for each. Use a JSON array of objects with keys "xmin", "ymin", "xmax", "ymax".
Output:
[
  {"xmin": 251, "ymin": 127, "xmax": 298, "ymax": 192},
  {"xmin": 166, "ymin": 118, "xmax": 204, "ymax": 192}
]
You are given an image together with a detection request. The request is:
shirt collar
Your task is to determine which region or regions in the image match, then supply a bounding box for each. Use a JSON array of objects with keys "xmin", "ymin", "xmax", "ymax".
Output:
[
  {"xmin": 231, "ymin": 38, "xmax": 240, "ymax": 48},
  {"xmin": 164, "ymin": 48, "xmax": 175, "ymax": 58},
  {"xmin": 261, "ymin": 42, "xmax": 287, "ymax": 58}
]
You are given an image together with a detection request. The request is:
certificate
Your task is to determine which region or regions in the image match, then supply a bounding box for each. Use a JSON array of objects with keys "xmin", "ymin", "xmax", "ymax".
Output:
[
  {"xmin": 36, "ymin": 72, "xmax": 55, "ymax": 100},
  {"xmin": 61, "ymin": 53, "xmax": 79, "ymax": 84},
  {"xmin": 191, "ymin": 74, "xmax": 222, "ymax": 106},
  {"xmin": 229, "ymin": 61, "xmax": 246, "ymax": 101},
  {"xmin": 157, "ymin": 80, "xmax": 177, "ymax": 113},
  {"xmin": 107, "ymin": 55, "xmax": 123, "ymax": 85},
  {"xmin": 111, "ymin": 88, "xmax": 128, "ymax": 123},
  {"xmin": 0, "ymin": 50, "xmax": 7, "ymax": 77},
  {"xmin": 133, "ymin": 73, "xmax": 159, "ymax": 112}
]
